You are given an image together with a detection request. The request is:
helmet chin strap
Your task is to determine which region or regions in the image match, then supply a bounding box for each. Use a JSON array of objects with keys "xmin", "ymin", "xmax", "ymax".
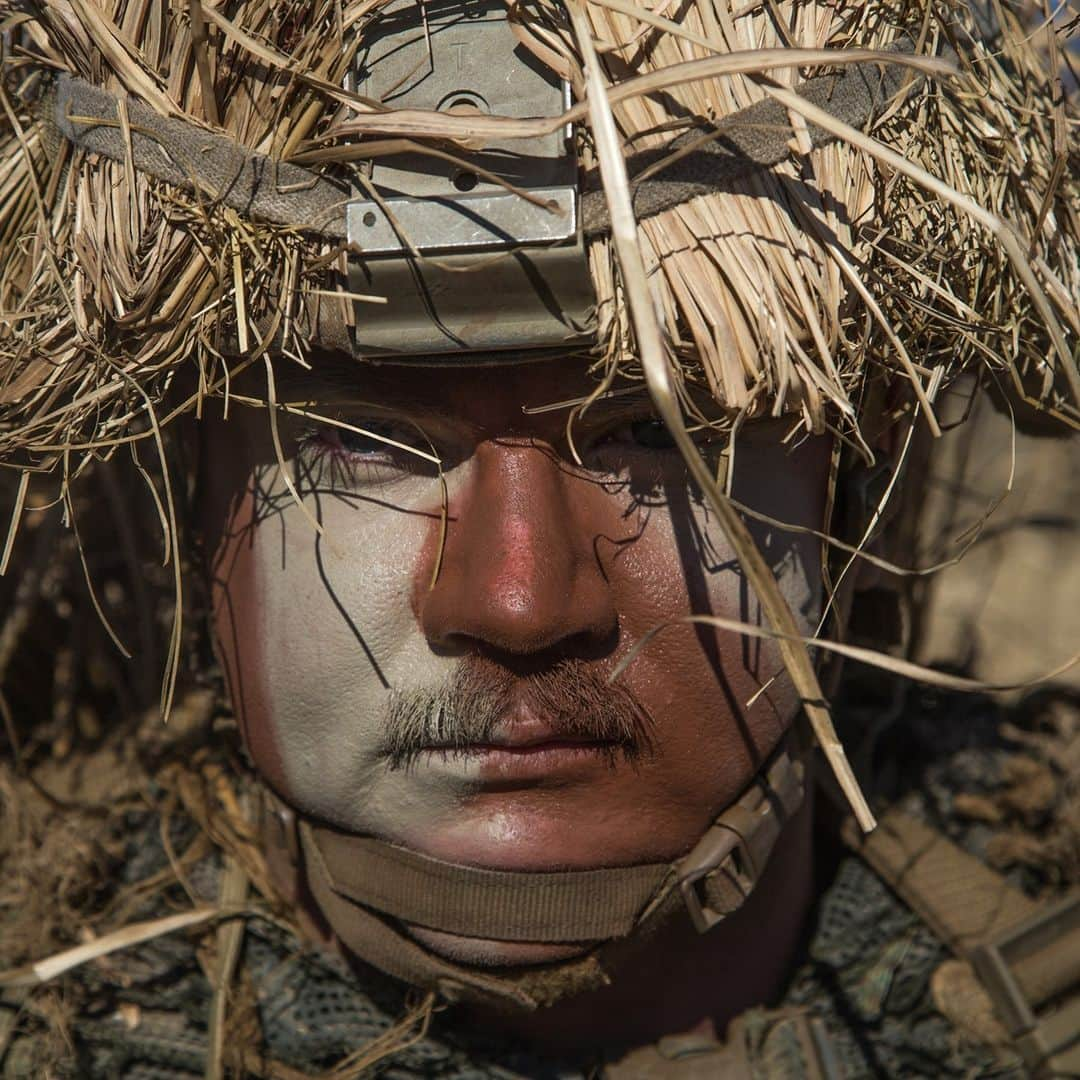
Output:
[{"xmin": 262, "ymin": 732, "xmax": 807, "ymax": 1009}]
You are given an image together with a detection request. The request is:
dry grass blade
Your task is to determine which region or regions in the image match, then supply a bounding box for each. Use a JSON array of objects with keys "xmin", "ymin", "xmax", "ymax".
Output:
[
  {"xmin": 320, "ymin": 991, "xmax": 436, "ymax": 1079},
  {"xmin": 567, "ymin": 0, "xmax": 874, "ymax": 831},
  {"xmin": 0, "ymin": 470, "xmax": 28, "ymax": 576},
  {"xmin": 612, "ymin": 614, "xmax": 1080, "ymax": 695},
  {"xmin": 205, "ymin": 855, "xmax": 249, "ymax": 1080},
  {"xmin": 0, "ymin": 908, "xmax": 230, "ymax": 989},
  {"xmin": 188, "ymin": 0, "xmax": 221, "ymax": 128},
  {"xmin": 65, "ymin": 489, "xmax": 133, "ymax": 662},
  {"xmin": 262, "ymin": 356, "xmax": 328, "ymax": 544}
]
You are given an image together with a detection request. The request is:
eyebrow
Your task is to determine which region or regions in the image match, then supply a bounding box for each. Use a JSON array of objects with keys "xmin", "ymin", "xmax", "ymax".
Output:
[
  {"xmin": 526, "ymin": 385, "xmax": 738, "ymax": 431},
  {"xmin": 271, "ymin": 357, "xmax": 735, "ymax": 439},
  {"xmin": 273, "ymin": 361, "xmax": 461, "ymax": 420},
  {"xmin": 521, "ymin": 385, "xmax": 653, "ymax": 416},
  {"xmin": 274, "ymin": 358, "xmax": 405, "ymax": 401}
]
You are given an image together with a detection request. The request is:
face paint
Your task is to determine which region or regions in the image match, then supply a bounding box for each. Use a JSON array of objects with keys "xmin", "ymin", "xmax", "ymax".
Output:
[{"xmin": 200, "ymin": 358, "xmax": 829, "ymax": 890}]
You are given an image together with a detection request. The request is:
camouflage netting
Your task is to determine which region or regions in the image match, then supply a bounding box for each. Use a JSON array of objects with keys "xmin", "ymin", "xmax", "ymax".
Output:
[{"xmin": 0, "ymin": 0, "xmax": 1076, "ymax": 480}]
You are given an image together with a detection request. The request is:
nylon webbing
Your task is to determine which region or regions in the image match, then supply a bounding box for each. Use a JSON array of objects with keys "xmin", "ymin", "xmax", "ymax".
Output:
[
  {"xmin": 304, "ymin": 823, "xmax": 672, "ymax": 942},
  {"xmin": 51, "ymin": 75, "xmax": 351, "ymax": 239},
  {"xmin": 849, "ymin": 810, "xmax": 1080, "ymax": 1009},
  {"xmin": 301, "ymin": 827, "xmax": 547, "ymax": 1008},
  {"xmin": 51, "ymin": 46, "xmax": 927, "ymax": 245},
  {"xmin": 580, "ymin": 41, "xmax": 924, "ymax": 237}
]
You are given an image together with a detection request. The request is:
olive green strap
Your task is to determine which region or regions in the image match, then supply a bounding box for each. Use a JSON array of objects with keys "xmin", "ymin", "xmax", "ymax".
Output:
[
  {"xmin": 300, "ymin": 826, "xmax": 548, "ymax": 1008},
  {"xmin": 52, "ymin": 44, "xmax": 927, "ymax": 244},
  {"xmin": 51, "ymin": 74, "xmax": 350, "ymax": 239},
  {"xmin": 582, "ymin": 40, "xmax": 926, "ymax": 237},
  {"xmin": 305, "ymin": 823, "xmax": 672, "ymax": 942},
  {"xmin": 849, "ymin": 810, "xmax": 1080, "ymax": 1076}
]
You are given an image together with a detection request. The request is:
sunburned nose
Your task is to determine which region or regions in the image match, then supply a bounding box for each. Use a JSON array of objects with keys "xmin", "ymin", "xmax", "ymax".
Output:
[{"xmin": 417, "ymin": 441, "xmax": 617, "ymax": 655}]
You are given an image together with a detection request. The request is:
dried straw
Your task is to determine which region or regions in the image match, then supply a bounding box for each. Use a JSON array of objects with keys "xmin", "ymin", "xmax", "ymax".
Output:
[
  {"xmin": 0, "ymin": 0, "xmax": 1074, "ymax": 474},
  {"xmin": 0, "ymin": 907, "xmax": 231, "ymax": 990}
]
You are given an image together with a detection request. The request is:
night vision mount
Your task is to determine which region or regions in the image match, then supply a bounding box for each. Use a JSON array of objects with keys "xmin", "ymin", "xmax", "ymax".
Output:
[
  {"xmin": 345, "ymin": 0, "xmax": 596, "ymax": 359},
  {"xmin": 339, "ymin": 3, "xmax": 926, "ymax": 361}
]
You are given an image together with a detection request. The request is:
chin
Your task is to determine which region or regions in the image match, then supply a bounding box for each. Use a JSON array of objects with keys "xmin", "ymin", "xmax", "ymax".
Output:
[
  {"xmin": 389, "ymin": 787, "xmax": 705, "ymax": 876},
  {"xmin": 405, "ymin": 925, "xmax": 594, "ymax": 967}
]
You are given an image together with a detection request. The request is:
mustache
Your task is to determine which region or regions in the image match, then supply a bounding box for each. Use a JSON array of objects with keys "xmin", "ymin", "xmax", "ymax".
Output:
[{"xmin": 380, "ymin": 658, "xmax": 654, "ymax": 769}]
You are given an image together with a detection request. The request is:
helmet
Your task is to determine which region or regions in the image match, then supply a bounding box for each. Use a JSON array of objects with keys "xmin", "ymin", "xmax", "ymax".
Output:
[{"xmin": 1, "ymin": 0, "xmax": 1076, "ymax": 1012}]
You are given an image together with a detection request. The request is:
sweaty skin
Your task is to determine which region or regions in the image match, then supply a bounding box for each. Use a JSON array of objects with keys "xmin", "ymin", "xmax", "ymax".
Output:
[{"xmin": 200, "ymin": 356, "xmax": 828, "ymax": 1027}]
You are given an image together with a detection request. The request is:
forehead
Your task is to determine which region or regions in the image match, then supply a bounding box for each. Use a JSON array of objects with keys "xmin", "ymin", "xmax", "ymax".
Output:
[
  {"xmin": 219, "ymin": 350, "xmax": 818, "ymax": 468},
  {"xmin": 275, "ymin": 351, "xmax": 597, "ymax": 408},
  {"xmin": 269, "ymin": 350, "xmax": 746, "ymax": 425}
]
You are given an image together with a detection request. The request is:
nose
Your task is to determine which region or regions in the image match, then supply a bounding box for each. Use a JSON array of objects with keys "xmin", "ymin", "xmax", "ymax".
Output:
[{"xmin": 417, "ymin": 441, "xmax": 618, "ymax": 655}]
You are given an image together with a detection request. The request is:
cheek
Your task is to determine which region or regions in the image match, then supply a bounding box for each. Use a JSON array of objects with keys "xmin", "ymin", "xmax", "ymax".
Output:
[
  {"xmin": 206, "ymin": 484, "xmax": 286, "ymax": 789},
  {"xmin": 599, "ymin": 487, "xmax": 815, "ymax": 808},
  {"xmin": 206, "ymin": 469, "xmax": 447, "ymax": 818}
]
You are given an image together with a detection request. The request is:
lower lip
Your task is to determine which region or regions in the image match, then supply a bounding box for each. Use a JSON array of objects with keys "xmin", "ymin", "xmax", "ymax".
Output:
[{"xmin": 417, "ymin": 741, "xmax": 616, "ymax": 783}]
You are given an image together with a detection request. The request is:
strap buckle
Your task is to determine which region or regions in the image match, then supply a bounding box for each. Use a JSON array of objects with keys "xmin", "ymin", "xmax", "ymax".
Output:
[
  {"xmin": 677, "ymin": 824, "xmax": 753, "ymax": 934},
  {"xmin": 969, "ymin": 893, "xmax": 1080, "ymax": 1077},
  {"xmin": 676, "ymin": 740, "xmax": 805, "ymax": 934}
]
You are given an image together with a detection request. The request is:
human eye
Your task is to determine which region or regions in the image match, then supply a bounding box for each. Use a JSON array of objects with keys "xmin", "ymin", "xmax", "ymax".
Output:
[
  {"xmin": 608, "ymin": 417, "xmax": 679, "ymax": 450},
  {"xmin": 583, "ymin": 414, "xmax": 678, "ymax": 461},
  {"xmin": 585, "ymin": 412, "xmax": 727, "ymax": 461},
  {"xmin": 575, "ymin": 414, "xmax": 678, "ymax": 494},
  {"xmin": 296, "ymin": 416, "xmax": 440, "ymax": 487},
  {"xmin": 577, "ymin": 408, "xmax": 734, "ymax": 497}
]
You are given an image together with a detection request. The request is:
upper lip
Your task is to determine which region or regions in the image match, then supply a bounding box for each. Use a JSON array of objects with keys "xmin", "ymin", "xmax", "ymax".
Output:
[
  {"xmin": 417, "ymin": 710, "xmax": 605, "ymax": 753},
  {"xmin": 482, "ymin": 717, "xmax": 600, "ymax": 749}
]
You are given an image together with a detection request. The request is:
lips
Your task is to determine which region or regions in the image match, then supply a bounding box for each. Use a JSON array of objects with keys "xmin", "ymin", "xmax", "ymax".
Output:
[
  {"xmin": 445, "ymin": 741, "xmax": 617, "ymax": 784},
  {"xmin": 484, "ymin": 714, "xmax": 603, "ymax": 749},
  {"xmin": 417, "ymin": 710, "xmax": 621, "ymax": 783}
]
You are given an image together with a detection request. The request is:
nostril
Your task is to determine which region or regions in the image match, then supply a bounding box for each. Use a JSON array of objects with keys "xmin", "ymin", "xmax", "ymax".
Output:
[{"xmin": 423, "ymin": 587, "xmax": 609, "ymax": 656}]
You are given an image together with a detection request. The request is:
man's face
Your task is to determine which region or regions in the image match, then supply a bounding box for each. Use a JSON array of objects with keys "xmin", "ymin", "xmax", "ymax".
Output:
[{"xmin": 201, "ymin": 356, "xmax": 828, "ymax": 900}]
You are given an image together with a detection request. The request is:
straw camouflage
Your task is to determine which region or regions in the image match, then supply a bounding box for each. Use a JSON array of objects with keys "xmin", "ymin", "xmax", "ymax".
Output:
[
  {"xmin": 0, "ymin": 0, "xmax": 1076, "ymax": 820},
  {"xmin": 0, "ymin": 0, "xmax": 1076, "ymax": 464}
]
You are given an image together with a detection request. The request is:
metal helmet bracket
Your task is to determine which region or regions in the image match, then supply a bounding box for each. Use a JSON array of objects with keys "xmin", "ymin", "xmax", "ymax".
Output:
[{"xmin": 345, "ymin": 0, "xmax": 596, "ymax": 359}]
